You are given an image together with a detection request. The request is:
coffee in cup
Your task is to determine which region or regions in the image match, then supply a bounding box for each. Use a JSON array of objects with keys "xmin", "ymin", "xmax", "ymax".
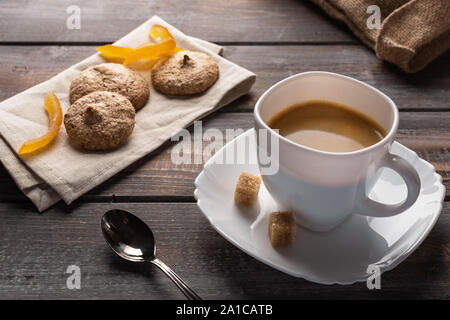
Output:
[{"xmin": 267, "ymin": 100, "xmax": 386, "ymax": 153}]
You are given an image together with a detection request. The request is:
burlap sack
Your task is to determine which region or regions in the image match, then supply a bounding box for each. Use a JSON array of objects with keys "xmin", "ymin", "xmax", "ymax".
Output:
[{"xmin": 309, "ymin": 0, "xmax": 450, "ymax": 73}]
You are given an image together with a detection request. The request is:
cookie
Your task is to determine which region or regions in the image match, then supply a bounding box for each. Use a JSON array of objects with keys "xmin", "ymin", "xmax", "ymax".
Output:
[
  {"xmin": 70, "ymin": 63, "xmax": 149, "ymax": 111},
  {"xmin": 151, "ymin": 50, "xmax": 219, "ymax": 95},
  {"xmin": 64, "ymin": 91, "xmax": 136, "ymax": 151}
]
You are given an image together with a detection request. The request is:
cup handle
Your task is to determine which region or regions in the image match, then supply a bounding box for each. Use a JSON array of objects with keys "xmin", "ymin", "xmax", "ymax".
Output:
[{"xmin": 356, "ymin": 153, "xmax": 421, "ymax": 217}]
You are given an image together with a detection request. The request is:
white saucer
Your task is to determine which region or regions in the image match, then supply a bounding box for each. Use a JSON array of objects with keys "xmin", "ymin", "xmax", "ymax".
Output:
[{"xmin": 194, "ymin": 129, "xmax": 445, "ymax": 285}]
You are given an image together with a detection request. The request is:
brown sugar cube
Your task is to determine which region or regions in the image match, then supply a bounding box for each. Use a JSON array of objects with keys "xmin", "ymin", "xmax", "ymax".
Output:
[
  {"xmin": 234, "ymin": 172, "xmax": 261, "ymax": 206},
  {"xmin": 269, "ymin": 211, "xmax": 296, "ymax": 247}
]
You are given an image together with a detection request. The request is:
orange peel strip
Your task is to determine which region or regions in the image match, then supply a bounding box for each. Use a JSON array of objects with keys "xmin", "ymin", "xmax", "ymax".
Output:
[
  {"xmin": 96, "ymin": 25, "xmax": 183, "ymax": 68},
  {"xmin": 18, "ymin": 92, "xmax": 62, "ymax": 155},
  {"xmin": 96, "ymin": 44, "xmax": 135, "ymax": 63},
  {"xmin": 96, "ymin": 44, "xmax": 134, "ymax": 57},
  {"xmin": 123, "ymin": 38, "xmax": 176, "ymax": 66},
  {"xmin": 149, "ymin": 24, "xmax": 173, "ymax": 42},
  {"xmin": 127, "ymin": 47, "xmax": 184, "ymax": 70},
  {"xmin": 137, "ymin": 42, "xmax": 184, "ymax": 54}
]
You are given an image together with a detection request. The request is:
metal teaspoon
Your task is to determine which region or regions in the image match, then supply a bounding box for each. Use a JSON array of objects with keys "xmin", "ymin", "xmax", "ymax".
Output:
[{"xmin": 101, "ymin": 209, "xmax": 202, "ymax": 300}]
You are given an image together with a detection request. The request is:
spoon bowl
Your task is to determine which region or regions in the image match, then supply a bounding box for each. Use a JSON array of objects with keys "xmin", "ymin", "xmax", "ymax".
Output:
[{"xmin": 101, "ymin": 209, "xmax": 156, "ymax": 262}]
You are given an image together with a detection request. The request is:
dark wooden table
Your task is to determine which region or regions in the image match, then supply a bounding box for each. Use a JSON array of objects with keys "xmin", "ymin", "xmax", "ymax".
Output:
[{"xmin": 0, "ymin": 0, "xmax": 449, "ymax": 299}]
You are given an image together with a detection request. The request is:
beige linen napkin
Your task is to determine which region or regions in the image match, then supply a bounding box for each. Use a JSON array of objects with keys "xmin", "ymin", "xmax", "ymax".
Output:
[
  {"xmin": 0, "ymin": 16, "xmax": 256, "ymax": 211},
  {"xmin": 309, "ymin": 0, "xmax": 450, "ymax": 73}
]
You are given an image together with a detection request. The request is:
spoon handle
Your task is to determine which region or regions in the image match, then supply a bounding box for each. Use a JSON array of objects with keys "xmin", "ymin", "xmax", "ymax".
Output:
[{"xmin": 151, "ymin": 258, "xmax": 202, "ymax": 300}]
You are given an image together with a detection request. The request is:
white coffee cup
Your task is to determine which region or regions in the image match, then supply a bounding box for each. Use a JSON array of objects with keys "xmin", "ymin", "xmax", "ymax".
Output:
[{"xmin": 254, "ymin": 71, "xmax": 421, "ymax": 232}]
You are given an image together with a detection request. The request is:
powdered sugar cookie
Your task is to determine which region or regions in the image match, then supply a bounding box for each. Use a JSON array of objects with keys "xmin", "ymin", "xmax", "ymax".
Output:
[
  {"xmin": 151, "ymin": 50, "xmax": 219, "ymax": 95},
  {"xmin": 64, "ymin": 91, "xmax": 136, "ymax": 151},
  {"xmin": 70, "ymin": 63, "xmax": 149, "ymax": 111}
]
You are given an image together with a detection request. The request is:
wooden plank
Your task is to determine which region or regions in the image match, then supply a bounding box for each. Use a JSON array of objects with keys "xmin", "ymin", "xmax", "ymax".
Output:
[
  {"xmin": 0, "ymin": 0, "xmax": 355, "ymax": 43},
  {"xmin": 1, "ymin": 45, "xmax": 449, "ymax": 111},
  {"xmin": 0, "ymin": 201, "xmax": 448, "ymax": 299},
  {"xmin": 0, "ymin": 112, "xmax": 449, "ymax": 202}
]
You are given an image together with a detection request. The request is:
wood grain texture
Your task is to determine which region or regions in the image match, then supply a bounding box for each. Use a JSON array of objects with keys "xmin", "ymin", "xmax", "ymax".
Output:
[
  {"xmin": 0, "ymin": 112, "xmax": 448, "ymax": 203},
  {"xmin": 0, "ymin": 202, "xmax": 448, "ymax": 299},
  {"xmin": 0, "ymin": 0, "xmax": 355, "ymax": 43},
  {"xmin": 0, "ymin": 0, "xmax": 449, "ymax": 300},
  {"xmin": 1, "ymin": 45, "xmax": 449, "ymax": 111}
]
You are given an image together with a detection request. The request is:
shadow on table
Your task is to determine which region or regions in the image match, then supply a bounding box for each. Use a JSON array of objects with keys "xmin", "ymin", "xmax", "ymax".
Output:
[
  {"xmin": 195, "ymin": 214, "xmax": 449, "ymax": 299},
  {"xmin": 379, "ymin": 50, "xmax": 450, "ymax": 89},
  {"xmin": 102, "ymin": 248, "xmax": 185, "ymax": 299}
]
